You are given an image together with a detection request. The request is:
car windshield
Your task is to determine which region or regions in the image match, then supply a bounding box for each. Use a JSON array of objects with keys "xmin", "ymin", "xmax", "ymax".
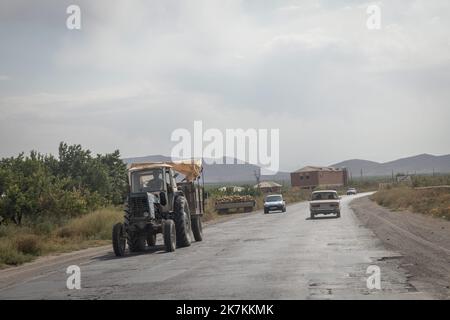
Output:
[
  {"xmin": 266, "ymin": 195, "xmax": 282, "ymax": 202},
  {"xmin": 312, "ymin": 192, "xmax": 338, "ymax": 200},
  {"xmin": 131, "ymin": 169, "xmax": 164, "ymax": 193}
]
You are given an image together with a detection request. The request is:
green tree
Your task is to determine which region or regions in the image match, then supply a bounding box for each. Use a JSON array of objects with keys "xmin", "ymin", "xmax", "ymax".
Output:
[{"xmin": 0, "ymin": 142, "xmax": 128, "ymax": 225}]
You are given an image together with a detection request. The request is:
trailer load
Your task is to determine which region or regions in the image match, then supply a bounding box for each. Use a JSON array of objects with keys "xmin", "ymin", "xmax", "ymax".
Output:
[{"xmin": 214, "ymin": 195, "xmax": 256, "ymax": 213}]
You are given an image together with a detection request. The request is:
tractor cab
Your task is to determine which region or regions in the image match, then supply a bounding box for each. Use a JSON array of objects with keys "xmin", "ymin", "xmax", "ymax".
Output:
[{"xmin": 129, "ymin": 164, "xmax": 178, "ymax": 213}]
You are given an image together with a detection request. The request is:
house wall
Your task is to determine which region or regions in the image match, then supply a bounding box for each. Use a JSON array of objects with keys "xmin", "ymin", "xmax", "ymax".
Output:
[
  {"xmin": 290, "ymin": 172, "xmax": 319, "ymax": 188},
  {"xmin": 291, "ymin": 170, "xmax": 345, "ymax": 188},
  {"xmin": 318, "ymin": 171, "xmax": 345, "ymax": 186}
]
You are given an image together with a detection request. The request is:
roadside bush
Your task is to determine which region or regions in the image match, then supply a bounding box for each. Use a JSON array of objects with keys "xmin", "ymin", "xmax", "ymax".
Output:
[
  {"xmin": 0, "ymin": 224, "xmax": 15, "ymax": 238},
  {"xmin": 57, "ymin": 207, "xmax": 122, "ymax": 240},
  {"xmin": 412, "ymin": 174, "xmax": 450, "ymax": 188},
  {"xmin": 371, "ymin": 187, "xmax": 450, "ymax": 220},
  {"xmin": 0, "ymin": 241, "xmax": 32, "ymax": 267},
  {"xmin": 15, "ymin": 234, "xmax": 41, "ymax": 256},
  {"xmin": 33, "ymin": 221, "xmax": 57, "ymax": 236},
  {"xmin": 0, "ymin": 207, "xmax": 123, "ymax": 268}
]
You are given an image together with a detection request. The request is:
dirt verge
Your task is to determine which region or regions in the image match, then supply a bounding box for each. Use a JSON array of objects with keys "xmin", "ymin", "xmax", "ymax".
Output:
[{"xmin": 351, "ymin": 196, "xmax": 450, "ymax": 299}]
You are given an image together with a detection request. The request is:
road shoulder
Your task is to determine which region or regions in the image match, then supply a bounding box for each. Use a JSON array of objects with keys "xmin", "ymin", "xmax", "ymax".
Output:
[{"xmin": 350, "ymin": 196, "xmax": 450, "ymax": 299}]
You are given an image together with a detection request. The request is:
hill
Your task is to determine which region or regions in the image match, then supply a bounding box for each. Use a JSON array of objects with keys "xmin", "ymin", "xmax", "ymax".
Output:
[{"xmin": 331, "ymin": 154, "xmax": 450, "ymax": 177}]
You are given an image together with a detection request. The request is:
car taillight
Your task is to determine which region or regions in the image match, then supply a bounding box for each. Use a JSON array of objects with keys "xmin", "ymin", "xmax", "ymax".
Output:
[{"xmin": 311, "ymin": 204, "xmax": 320, "ymax": 208}]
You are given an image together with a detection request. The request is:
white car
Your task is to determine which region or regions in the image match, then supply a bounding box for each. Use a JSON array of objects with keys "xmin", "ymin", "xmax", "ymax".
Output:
[
  {"xmin": 309, "ymin": 190, "xmax": 341, "ymax": 219},
  {"xmin": 347, "ymin": 188, "xmax": 357, "ymax": 195},
  {"xmin": 264, "ymin": 194, "xmax": 286, "ymax": 214}
]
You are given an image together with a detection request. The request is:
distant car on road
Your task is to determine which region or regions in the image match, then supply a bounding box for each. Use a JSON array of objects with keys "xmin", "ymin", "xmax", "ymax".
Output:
[
  {"xmin": 346, "ymin": 188, "xmax": 357, "ymax": 195},
  {"xmin": 264, "ymin": 194, "xmax": 286, "ymax": 214},
  {"xmin": 309, "ymin": 190, "xmax": 341, "ymax": 219}
]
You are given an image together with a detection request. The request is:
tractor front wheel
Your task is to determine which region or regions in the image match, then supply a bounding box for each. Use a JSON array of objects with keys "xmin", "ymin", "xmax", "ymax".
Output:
[
  {"xmin": 147, "ymin": 231, "xmax": 156, "ymax": 247},
  {"xmin": 127, "ymin": 232, "xmax": 146, "ymax": 252},
  {"xmin": 163, "ymin": 219, "xmax": 176, "ymax": 252},
  {"xmin": 174, "ymin": 197, "xmax": 192, "ymax": 248},
  {"xmin": 112, "ymin": 223, "xmax": 126, "ymax": 257},
  {"xmin": 191, "ymin": 215, "xmax": 203, "ymax": 242},
  {"xmin": 147, "ymin": 233, "xmax": 156, "ymax": 247}
]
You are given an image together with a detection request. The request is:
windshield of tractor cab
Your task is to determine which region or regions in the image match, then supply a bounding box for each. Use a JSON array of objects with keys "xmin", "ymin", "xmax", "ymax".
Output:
[
  {"xmin": 131, "ymin": 169, "xmax": 164, "ymax": 193},
  {"xmin": 312, "ymin": 192, "xmax": 338, "ymax": 201}
]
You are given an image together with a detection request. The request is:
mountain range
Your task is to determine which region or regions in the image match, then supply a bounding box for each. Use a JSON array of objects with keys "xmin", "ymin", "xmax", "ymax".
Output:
[
  {"xmin": 330, "ymin": 153, "xmax": 450, "ymax": 177},
  {"xmin": 123, "ymin": 153, "xmax": 450, "ymax": 184}
]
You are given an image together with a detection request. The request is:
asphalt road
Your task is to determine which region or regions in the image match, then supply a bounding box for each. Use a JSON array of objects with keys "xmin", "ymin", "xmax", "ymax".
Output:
[{"xmin": 0, "ymin": 193, "xmax": 432, "ymax": 299}]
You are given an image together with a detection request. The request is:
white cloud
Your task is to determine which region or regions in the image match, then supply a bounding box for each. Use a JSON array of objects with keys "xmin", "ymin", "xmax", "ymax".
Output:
[
  {"xmin": 263, "ymin": 31, "xmax": 344, "ymax": 50},
  {"xmin": 1, "ymin": 83, "xmax": 155, "ymax": 116}
]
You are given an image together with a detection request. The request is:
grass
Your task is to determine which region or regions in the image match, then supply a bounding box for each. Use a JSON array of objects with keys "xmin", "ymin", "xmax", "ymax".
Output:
[
  {"xmin": 371, "ymin": 186, "xmax": 450, "ymax": 220},
  {"xmin": 57, "ymin": 208, "xmax": 122, "ymax": 240},
  {"xmin": 203, "ymin": 203, "xmax": 221, "ymax": 222},
  {"xmin": 0, "ymin": 207, "xmax": 122, "ymax": 268},
  {"xmin": 411, "ymin": 174, "xmax": 450, "ymax": 188}
]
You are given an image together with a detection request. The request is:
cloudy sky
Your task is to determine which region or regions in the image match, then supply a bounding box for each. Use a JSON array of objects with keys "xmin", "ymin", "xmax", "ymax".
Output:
[{"xmin": 0, "ymin": 0, "xmax": 449, "ymax": 171}]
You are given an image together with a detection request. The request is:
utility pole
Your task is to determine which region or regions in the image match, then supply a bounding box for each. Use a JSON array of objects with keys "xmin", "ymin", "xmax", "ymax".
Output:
[{"xmin": 254, "ymin": 169, "xmax": 261, "ymax": 193}]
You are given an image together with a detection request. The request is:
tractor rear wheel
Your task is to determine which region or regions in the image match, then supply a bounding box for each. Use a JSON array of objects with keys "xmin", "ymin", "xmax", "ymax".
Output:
[
  {"xmin": 112, "ymin": 223, "xmax": 126, "ymax": 257},
  {"xmin": 191, "ymin": 215, "xmax": 203, "ymax": 241},
  {"xmin": 174, "ymin": 196, "xmax": 192, "ymax": 248},
  {"xmin": 163, "ymin": 219, "xmax": 176, "ymax": 252}
]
